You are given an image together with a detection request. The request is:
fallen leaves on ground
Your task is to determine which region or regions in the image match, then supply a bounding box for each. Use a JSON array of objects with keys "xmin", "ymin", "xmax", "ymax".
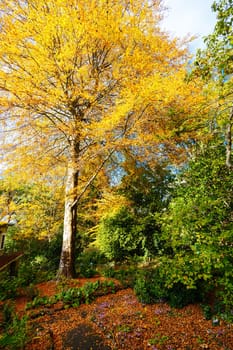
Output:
[{"xmin": 13, "ymin": 278, "xmax": 233, "ymax": 350}]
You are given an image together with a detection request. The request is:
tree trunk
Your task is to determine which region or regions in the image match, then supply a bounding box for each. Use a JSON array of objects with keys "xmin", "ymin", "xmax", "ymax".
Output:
[{"xmin": 57, "ymin": 140, "xmax": 79, "ymax": 279}]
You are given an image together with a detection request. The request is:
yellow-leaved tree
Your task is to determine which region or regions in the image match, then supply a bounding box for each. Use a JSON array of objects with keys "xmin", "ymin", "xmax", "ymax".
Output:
[
  {"xmin": 0, "ymin": 174, "xmax": 64, "ymax": 240},
  {"xmin": 0, "ymin": 0, "xmax": 206, "ymax": 278}
]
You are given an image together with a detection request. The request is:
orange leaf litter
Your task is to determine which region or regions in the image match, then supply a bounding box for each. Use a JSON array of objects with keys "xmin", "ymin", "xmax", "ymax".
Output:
[{"xmin": 11, "ymin": 278, "xmax": 233, "ymax": 350}]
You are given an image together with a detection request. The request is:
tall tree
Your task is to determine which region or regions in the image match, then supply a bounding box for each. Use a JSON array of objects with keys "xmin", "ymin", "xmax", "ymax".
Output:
[
  {"xmin": 194, "ymin": 0, "xmax": 233, "ymax": 167},
  {"xmin": 0, "ymin": 0, "xmax": 205, "ymax": 278}
]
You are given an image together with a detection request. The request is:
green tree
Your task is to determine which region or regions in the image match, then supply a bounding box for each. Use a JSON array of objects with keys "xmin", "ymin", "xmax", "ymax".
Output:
[
  {"xmin": 97, "ymin": 160, "xmax": 173, "ymax": 261},
  {"xmin": 161, "ymin": 139, "xmax": 233, "ymax": 307},
  {"xmin": 194, "ymin": 0, "xmax": 233, "ymax": 167},
  {"xmin": 97, "ymin": 206, "xmax": 137, "ymax": 261}
]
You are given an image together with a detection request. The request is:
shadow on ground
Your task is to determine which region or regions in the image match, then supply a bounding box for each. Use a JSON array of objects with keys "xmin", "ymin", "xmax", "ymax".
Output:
[{"xmin": 63, "ymin": 323, "xmax": 111, "ymax": 350}]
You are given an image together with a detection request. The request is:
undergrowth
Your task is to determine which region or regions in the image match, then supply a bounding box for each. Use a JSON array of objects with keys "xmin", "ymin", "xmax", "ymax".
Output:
[
  {"xmin": 0, "ymin": 302, "xmax": 29, "ymax": 350},
  {"xmin": 26, "ymin": 280, "xmax": 116, "ymax": 310}
]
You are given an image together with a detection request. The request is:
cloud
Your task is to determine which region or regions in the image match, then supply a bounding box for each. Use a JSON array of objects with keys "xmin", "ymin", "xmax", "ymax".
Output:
[{"xmin": 161, "ymin": 0, "xmax": 216, "ymax": 50}]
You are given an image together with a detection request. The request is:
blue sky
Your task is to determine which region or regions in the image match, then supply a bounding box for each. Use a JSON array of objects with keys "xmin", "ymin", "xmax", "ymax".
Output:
[{"xmin": 161, "ymin": 0, "xmax": 217, "ymax": 51}]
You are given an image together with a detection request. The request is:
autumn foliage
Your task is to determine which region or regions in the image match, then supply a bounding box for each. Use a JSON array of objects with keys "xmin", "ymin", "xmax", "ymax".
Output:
[{"xmin": 0, "ymin": 0, "xmax": 207, "ymax": 278}]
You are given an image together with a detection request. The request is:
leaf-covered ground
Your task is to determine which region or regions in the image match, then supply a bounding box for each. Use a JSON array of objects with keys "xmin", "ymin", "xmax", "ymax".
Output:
[{"xmin": 14, "ymin": 278, "xmax": 233, "ymax": 350}]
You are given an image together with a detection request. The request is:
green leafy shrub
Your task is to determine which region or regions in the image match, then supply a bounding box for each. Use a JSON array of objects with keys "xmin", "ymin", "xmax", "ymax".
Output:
[
  {"xmin": 0, "ymin": 272, "xmax": 39, "ymax": 302},
  {"xmin": 0, "ymin": 274, "xmax": 19, "ymax": 301},
  {"xmin": 101, "ymin": 267, "xmax": 116, "ymax": 278},
  {"xmin": 2, "ymin": 302, "xmax": 15, "ymax": 327},
  {"xmin": 79, "ymin": 265, "xmax": 97, "ymax": 278},
  {"xmin": 17, "ymin": 257, "xmax": 56, "ymax": 287},
  {"xmin": 26, "ymin": 280, "xmax": 117, "ymax": 310},
  {"xmin": 97, "ymin": 207, "xmax": 140, "ymax": 262},
  {"xmin": 81, "ymin": 281, "xmax": 100, "ymax": 304},
  {"xmin": 0, "ymin": 315, "xmax": 29, "ymax": 350},
  {"xmin": 167, "ymin": 283, "xmax": 199, "ymax": 308},
  {"xmin": 55, "ymin": 288, "xmax": 83, "ymax": 307},
  {"xmin": 101, "ymin": 265, "xmax": 137, "ymax": 287},
  {"xmin": 134, "ymin": 268, "xmax": 168, "ymax": 304},
  {"xmin": 217, "ymin": 273, "xmax": 233, "ymax": 312},
  {"xmin": 201, "ymin": 304, "xmax": 212, "ymax": 320},
  {"xmin": 99, "ymin": 280, "xmax": 116, "ymax": 294},
  {"xmin": 114, "ymin": 268, "xmax": 137, "ymax": 287},
  {"xmin": 134, "ymin": 268, "xmax": 200, "ymax": 308},
  {"xmin": 26, "ymin": 295, "xmax": 55, "ymax": 309},
  {"xmin": 76, "ymin": 249, "xmax": 107, "ymax": 278},
  {"xmin": 0, "ymin": 303, "xmax": 29, "ymax": 350},
  {"xmin": 160, "ymin": 141, "xmax": 233, "ymax": 311},
  {"xmin": 134, "ymin": 273, "xmax": 152, "ymax": 304}
]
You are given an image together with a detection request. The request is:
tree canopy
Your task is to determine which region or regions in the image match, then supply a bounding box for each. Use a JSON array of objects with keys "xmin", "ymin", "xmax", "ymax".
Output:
[
  {"xmin": 194, "ymin": 0, "xmax": 233, "ymax": 167},
  {"xmin": 0, "ymin": 0, "xmax": 206, "ymax": 277}
]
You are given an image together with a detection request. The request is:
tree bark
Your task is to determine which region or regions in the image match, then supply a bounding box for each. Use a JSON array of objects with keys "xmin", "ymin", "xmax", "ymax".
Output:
[{"xmin": 57, "ymin": 139, "xmax": 79, "ymax": 279}]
